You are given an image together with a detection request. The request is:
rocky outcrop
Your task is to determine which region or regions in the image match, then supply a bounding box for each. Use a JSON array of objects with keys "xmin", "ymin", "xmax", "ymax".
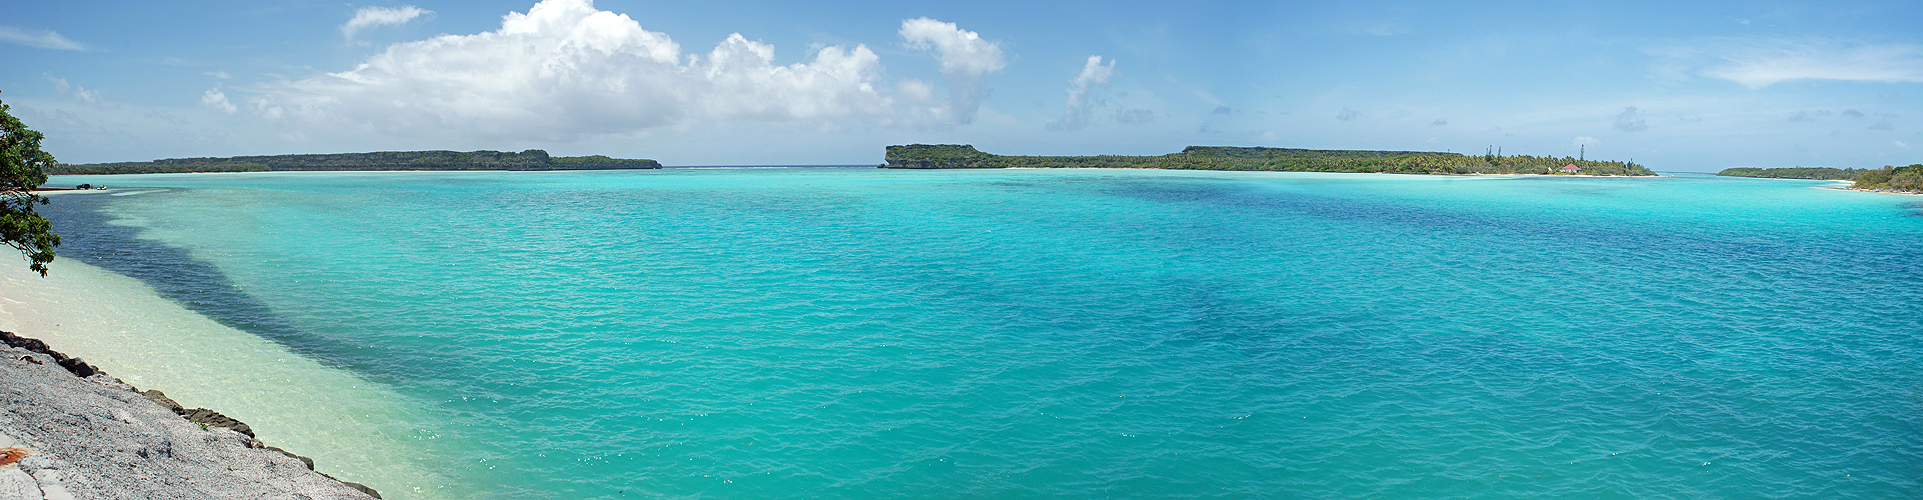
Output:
[
  {"xmin": 880, "ymin": 144, "xmax": 1000, "ymax": 169},
  {"xmin": 0, "ymin": 330, "xmax": 379, "ymax": 499},
  {"xmin": 0, "ymin": 330, "xmax": 97, "ymax": 378}
]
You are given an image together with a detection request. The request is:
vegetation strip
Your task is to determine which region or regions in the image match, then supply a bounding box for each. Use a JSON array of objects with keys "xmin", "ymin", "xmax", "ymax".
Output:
[
  {"xmin": 48, "ymin": 149, "xmax": 661, "ymax": 175},
  {"xmin": 882, "ymin": 144, "xmax": 1656, "ymax": 176},
  {"xmin": 1717, "ymin": 164, "xmax": 1923, "ymax": 193}
]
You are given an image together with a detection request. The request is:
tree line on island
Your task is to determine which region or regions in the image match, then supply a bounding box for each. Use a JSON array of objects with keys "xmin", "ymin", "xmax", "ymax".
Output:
[
  {"xmin": 45, "ymin": 149, "xmax": 661, "ymax": 175},
  {"xmin": 881, "ymin": 144, "xmax": 1656, "ymax": 176},
  {"xmin": 1717, "ymin": 165, "xmax": 1923, "ymax": 193}
]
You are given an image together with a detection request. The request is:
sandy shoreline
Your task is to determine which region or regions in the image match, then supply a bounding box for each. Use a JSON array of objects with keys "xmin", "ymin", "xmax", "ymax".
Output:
[
  {"xmin": 0, "ymin": 259, "xmax": 450, "ymax": 498},
  {"xmin": 1821, "ymin": 185, "xmax": 1923, "ymax": 196}
]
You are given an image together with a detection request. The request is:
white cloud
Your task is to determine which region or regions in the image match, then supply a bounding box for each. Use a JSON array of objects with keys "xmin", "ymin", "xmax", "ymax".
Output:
[
  {"xmin": 1614, "ymin": 106, "xmax": 1648, "ymax": 132},
  {"xmin": 45, "ymin": 73, "xmax": 114, "ymax": 109},
  {"xmin": 72, "ymin": 88, "xmax": 108, "ymax": 107},
  {"xmin": 1573, "ymin": 136, "xmax": 1601, "ymax": 146},
  {"xmin": 698, "ymin": 33, "xmax": 888, "ymax": 120},
  {"xmin": 1691, "ymin": 38, "xmax": 1923, "ymax": 88},
  {"xmin": 0, "ymin": 26, "xmax": 83, "ymax": 50},
  {"xmin": 201, "ymin": 89, "xmax": 238, "ymax": 114},
  {"xmin": 342, "ymin": 5, "xmax": 433, "ymax": 39},
  {"xmin": 899, "ymin": 18, "xmax": 1005, "ymax": 77},
  {"xmin": 900, "ymin": 17, "xmax": 1006, "ymax": 125},
  {"xmin": 205, "ymin": 71, "xmax": 232, "ymax": 79},
  {"xmin": 1045, "ymin": 55, "xmax": 1115, "ymax": 131},
  {"xmin": 1897, "ymin": 140, "xmax": 1912, "ymax": 150},
  {"xmin": 255, "ymin": 0, "xmax": 913, "ymax": 142}
]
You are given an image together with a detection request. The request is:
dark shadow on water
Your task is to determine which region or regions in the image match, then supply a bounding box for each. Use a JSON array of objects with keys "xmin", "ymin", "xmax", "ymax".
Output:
[{"xmin": 37, "ymin": 192, "xmax": 372, "ymax": 372}]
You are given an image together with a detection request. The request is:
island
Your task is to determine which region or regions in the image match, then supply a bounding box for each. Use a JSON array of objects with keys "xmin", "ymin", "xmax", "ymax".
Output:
[
  {"xmin": 880, "ymin": 144, "xmax": 1656, "ymax": 176},
  {"xmin": 1717, "ymin": 164, "xmax": 1923, "ymax": 194},
  {"xmin": 47, "ymin": 149, "xmax": 661, "ymax": 175}
]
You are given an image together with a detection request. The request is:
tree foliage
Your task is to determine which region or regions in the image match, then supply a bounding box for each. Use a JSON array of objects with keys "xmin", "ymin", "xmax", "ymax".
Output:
[
  {"xmin": 1852, "ymin": 164, "xmax": 1923, "ymax": 193},
  {"xmin": 47, "ymin": 150, "xmax": 661, "ymax": 174},
  {"xmin": 882, "ymin": 144, "xmax": 1657, "ymax": 176},
  {"xmin": 1716, "ymin": 167, "xmax": 1864, "ymax": 180},
  {"xmin": 1716, "ymin": 165, "xmax": 1923, "ymax": 193},
  {"xmin": 0, "ymin": 96, "xmax": 60, "ymax": 276}
]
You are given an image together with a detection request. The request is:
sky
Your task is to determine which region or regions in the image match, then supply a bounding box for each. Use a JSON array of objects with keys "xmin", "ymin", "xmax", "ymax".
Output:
[{"xmin": 3, "ymin": 0, "xmax": 1920, "ymax": 171}]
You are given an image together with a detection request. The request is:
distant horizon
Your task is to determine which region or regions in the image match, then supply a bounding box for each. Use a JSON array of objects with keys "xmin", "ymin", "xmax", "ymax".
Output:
[
  {"xmin": 6, "ymin": 0, "xmax": 1920, "ymax": 172},
  {"xmin": 60, "ymin": 145, "xmax": 1921, "ymax": 173}
]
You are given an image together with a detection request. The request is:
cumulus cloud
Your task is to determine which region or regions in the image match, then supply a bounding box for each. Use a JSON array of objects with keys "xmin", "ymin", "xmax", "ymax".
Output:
[
  {"xmin": 252, "ymin": 0, "xmax": 929, "ymax": 142},
  {"xmin": 1045, "ymin": 55, "xmax": 1115, "ymax": 131},
  {"xmin": 342, "ymin": 5, "xmax": 433, "ymax": 39},
  {"xmin": 0, "ymin": 26, "xmax": 83, "ymax": 50},
  {"xmin": 900, "ymin": 17, "xmax": 1006, "ymax": 125},
  {"xmin": 1429, "ymin": 119, "xmax": 1447, "ymax": 126},
  {"xmin": 1869, "ymin": 118, "xmax": 1893, "ymax": 131},
  {"xmin": 205, "ymin": 71, "xmax": 232, "ymax": 79},
  {"xmin": 1688, "ymin": 38, "xmax": 1923, "ymax": 88},
  {"xmin": 1614, "ymin": 106, "xmax": 1647, "ymax": 132},
  {"xmin": 1841, "ymin": 109, "xmax": 1864, "ymax": 118},
  {"xmin": 1897, "ymin": 140, "xmax": 1912, "ymax": 150},
  {"xmin": 1573, "ymin": 136, "xmax": 1601, "ymax": 146},
  {"xmin": 201, "ymin": 89, "xmax": 238, "ymax": 114},
  {"xmin": 1336, "ymin": 108, "xmax": 1359, "ymax": 121}
]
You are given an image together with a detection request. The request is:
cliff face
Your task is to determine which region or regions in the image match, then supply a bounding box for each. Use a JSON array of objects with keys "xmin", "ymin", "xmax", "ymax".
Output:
[
  {"xmin": 881, "ymin": 144, "xmax": 1000, "ymax": 169},
  {"xmin": 52, "ymin": 150, "xmax": 662, "ymax": 175},
  {"xmin": 546, "ymin": 154, "xmax": 663, "ymax": 170}
]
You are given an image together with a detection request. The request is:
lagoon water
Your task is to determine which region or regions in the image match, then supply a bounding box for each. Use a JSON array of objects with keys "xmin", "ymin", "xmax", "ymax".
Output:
[{"xmin": 37, "ymin": 168, "xmax": 1923, "ymax": 498}]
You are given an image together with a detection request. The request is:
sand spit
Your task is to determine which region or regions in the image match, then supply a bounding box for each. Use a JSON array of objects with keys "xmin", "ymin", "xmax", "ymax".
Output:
[{"xmin": 0, "ymin": 331, "xmax": 379, "ymax": 499}]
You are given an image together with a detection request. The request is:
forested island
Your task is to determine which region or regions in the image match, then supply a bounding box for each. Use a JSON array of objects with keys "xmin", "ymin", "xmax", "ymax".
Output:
[
  {"xmin": 47, "ymin": 149, "xmax": 661, "ymax": 175},
  {"xmin": 881, "ymin": 144, "xmax": 1655, "ymax": 176},
  {"xmin": 1717, "ymin": 164, "xmax": 1923, "ymax": 193}
]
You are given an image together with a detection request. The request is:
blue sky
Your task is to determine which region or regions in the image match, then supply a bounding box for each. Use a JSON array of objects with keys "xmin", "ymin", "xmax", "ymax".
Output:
[{"xmin": 3, "ymin": 0, "xmax": 1920, "ymax": 170}]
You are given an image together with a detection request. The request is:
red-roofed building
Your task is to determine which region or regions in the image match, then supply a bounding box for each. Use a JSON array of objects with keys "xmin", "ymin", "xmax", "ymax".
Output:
[{"xmin": 1561, "ymin": 164, "xmax": 1582, "ymax": 173}]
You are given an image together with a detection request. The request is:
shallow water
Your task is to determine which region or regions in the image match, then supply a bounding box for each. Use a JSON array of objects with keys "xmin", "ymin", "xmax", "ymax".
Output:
[{"xmin": 39, "ymin": 170, "xmax": 1923, "ymax": 498}]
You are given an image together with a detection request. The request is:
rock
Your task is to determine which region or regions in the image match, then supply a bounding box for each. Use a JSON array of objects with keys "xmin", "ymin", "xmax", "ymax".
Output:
[
  {"xmin": 0, "ymin": 330, "xmax": 98, "ymax": 378},
  {"xmin": 1, "ymin": 331, "xmax": 380, "ymax": 498},
  {"xmin": 140, "ymin": 390, "xmax": 185, "ymax": 413},
  {"xmin": 182, "ymin": 408, "xmax": 254, "ymax": 438}
]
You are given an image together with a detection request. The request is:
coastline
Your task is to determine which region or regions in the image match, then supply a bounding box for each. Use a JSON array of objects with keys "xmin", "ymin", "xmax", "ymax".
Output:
[
  {"xmin": 1821, "ymin": 185, "xmax": 1923, "ymax": 196},
  {"xmin": 1, "ymin": 334, "xmax": 380, "ymax": 498},
  {"xmin": 0, "ymin": 258, "xmax": 452, "ymax": 498},
  {"xmin": 995, "ymin": 167, "xmax": 1654, "ymax": 178}
]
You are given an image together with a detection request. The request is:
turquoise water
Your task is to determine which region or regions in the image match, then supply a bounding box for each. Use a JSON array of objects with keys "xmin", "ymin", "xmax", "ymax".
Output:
[{"xmin": 43, "ymin": 169, "xmax": 1923, "ymax": 498}]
